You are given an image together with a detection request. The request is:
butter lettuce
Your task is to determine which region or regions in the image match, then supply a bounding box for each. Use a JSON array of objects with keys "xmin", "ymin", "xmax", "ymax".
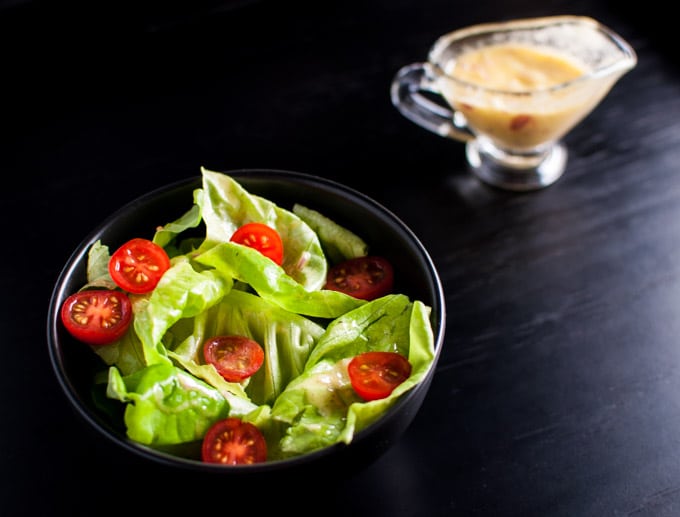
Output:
[
  {"xmin": 268, "ymin": 295, "xmax": 435, "ymax": 458},
  {"xmin": 195, "ymin": 242, "xmax": 366, "ymax": 318},
  {"xmin": 197, "ymin": 167, "xmax": 328, "ymax": 290},
  {"xmin": 168, "ymin": 288, "xmax": 326, "ymax": 407},
  {"xmin": 91, "ymin": 257, "xmax": 232, "ymax": 374},
  {"xmin": 107, "ymin": 363, "xmax": 230, "ymax": 445},
  {"xmin": 80, "ymin": 167, "xmax": 436, "ymax": 460},
  {"xmin": 292, "ymin": 203, "xmax": 368, "ymax": 264}
]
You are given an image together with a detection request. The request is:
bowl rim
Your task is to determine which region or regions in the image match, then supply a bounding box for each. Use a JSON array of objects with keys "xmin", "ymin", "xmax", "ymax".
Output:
[{"xmin": 46, "ymin": 167, "xmax": 446, "ymax": 473}]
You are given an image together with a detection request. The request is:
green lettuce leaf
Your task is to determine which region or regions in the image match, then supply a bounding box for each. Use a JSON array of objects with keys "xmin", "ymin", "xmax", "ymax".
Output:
[
  {"xmin": 107, "ymin": 363, "xmax": 230, "ymax": 445},
  {"xmin": 91, "ymin": 326, "xmax": 147, "ymax": 377},
  {"xmin": 131, "ymin": 257, "xmax": 233, "ymax": 368},
  {"xmin": 82, "ymin": 240, "xmax": 117, "ymax": 290},
  {"xmin": 268, "ymin": 295, "xmax": 436, "ymax": 457},
  {"xmin": 168, "ymin": 288, "xmax": 326, "ymax": 407},
  {"xmin": 152, "ymin": 195, "xmax": 203, "ymax": 255},
  {"xmin": 198, "ymin": 167, "xmax": 328, "ymax": 290},
  {"xmin": 195, "ymin": 242, "xmax": 366, "ymax": 318},
  {"xmin": 292, "ymin": 203, "xmax": 368, "ymax": 264}
]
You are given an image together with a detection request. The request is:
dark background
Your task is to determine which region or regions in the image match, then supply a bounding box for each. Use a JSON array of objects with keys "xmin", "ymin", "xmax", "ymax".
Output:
[{"xmin": 4, "ymin": 0, "xmax": 680, "ymax": 515}]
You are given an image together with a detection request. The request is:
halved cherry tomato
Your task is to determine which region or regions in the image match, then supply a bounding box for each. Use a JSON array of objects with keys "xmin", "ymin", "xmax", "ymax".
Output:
[
  {"xmin": 230, "ymin": 222, "xmax": 284, "ymax": 265},
  {"xmin": 203, "ymin": 335, "xmax": 265, "ymax": 382},
  {"xmin": 325, "ymin": 255, "xmax": 394, "ymax": 300},
  {"xmin": 347, "ymin": 351, "xmax": 412, "ymax": 401},
  {"xmin": 202, "ymin": 417, "xmax": 267, "ymax": 465},
  {"xmin": 60, "ymin": 289, "xmax": 132, "ymax": 345},
  {"xmin": 108, "ymin": 238, "xmax": 171, "ymax": 294}
]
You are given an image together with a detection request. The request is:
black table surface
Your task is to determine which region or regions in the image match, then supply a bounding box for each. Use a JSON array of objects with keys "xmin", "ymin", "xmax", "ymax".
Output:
[{"xmin": 4, "ymin": 0, "xmax": 680, "ymax": 515}]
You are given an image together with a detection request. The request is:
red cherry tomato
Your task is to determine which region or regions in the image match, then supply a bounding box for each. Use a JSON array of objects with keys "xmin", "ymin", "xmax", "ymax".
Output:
[
  {"xmin": 60, "ymin": 290, "xmax": 132, "ymax": 345},
  {"xmin": 203, "ymin": 335, "xmax": 265, "ymax": 382},
  {"xmin": 347, "ymin": 351, "xmax": 412, "ymax": 401},
  {"xmin": 202, "ymin": 417, "xmax": 267, "ymax": 465},
  {"xmin": 230, "ymin": 222, "xmax": 284, "ymax": 265},
  {"xmin": 108, "ymin": 238, "xmax": 171, "ymax": 294},
  {"xmin": 325, "ymin": 256, "xmax": 394, "ymax": 300}
]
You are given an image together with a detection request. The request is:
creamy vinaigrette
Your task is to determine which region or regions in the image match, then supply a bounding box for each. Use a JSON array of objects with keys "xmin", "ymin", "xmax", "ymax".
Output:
[
  {"xmin": 447, "ymin": 44, "xmax": 585, "ymax": 91},
  {"xmin": 437, "ymin": 43, "xmax": 602, "ymax": 150}
]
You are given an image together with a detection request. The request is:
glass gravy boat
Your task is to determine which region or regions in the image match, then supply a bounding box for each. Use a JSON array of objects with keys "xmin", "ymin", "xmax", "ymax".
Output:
[{"xmin": 391, "ymin": 16, "xmax": 637, "ymax": 191}]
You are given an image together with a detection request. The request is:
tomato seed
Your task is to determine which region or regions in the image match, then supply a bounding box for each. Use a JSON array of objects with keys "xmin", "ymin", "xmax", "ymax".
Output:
[
  {"xmin": 73, "ymin": 314, "xmax": 89, "ymax": 325},
  {"xmin": 135, "ymin": 272, "xmax": 149, "ymax": 284}
]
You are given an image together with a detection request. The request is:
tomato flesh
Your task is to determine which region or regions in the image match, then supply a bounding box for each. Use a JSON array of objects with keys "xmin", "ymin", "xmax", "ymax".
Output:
[
  {"xmin": 109, "ymin": 238, "xmax": 171, "ymax": 294},
  {"xmin": 60, "ymin": 290, "xmax": 132, "ymax": 345},
  {"xmin": 203, "ymin": 335, "xmax": 265, "ymax": 382},
  {"xmin": 202, "ymin": 417, "xmax": 267, "ymax": 465},
  {"xmin": 325, "ymin": 255, "xmax": 394, "ymax": 300},
  {"xmin": 230, "ymin": 222, "xmax": 284, "ymax": 265},
  {"xmin": 347, "ymin": 351, "xmax": 412, "ymax": 401}
]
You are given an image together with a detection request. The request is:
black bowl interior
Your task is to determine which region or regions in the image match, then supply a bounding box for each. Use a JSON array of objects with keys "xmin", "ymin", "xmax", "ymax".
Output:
[{"xmin": 47, "ymin": 168, "xmax": 446, "ymax": 478}]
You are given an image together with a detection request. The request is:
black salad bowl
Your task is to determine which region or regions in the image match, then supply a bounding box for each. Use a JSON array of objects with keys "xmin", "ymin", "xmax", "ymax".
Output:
[{"xmin": 46, "ymin": 168, "xmax": 446, "ymax": 481}]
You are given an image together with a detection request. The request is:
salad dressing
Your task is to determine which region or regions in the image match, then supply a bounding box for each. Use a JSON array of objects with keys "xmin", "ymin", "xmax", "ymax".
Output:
[
  {"xmin": 298, "ymin": 358, "xmax": 360, "ymax": 417},
  {"xmin": 438, "ymin": 43, "xmax": 595, "ymax": 150}
]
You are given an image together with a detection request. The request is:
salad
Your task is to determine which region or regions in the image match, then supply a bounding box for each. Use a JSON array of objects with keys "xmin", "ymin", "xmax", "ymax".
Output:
[{"xmin": 59, "ymin": 167, "xmax": 436, "ymax": 465}]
